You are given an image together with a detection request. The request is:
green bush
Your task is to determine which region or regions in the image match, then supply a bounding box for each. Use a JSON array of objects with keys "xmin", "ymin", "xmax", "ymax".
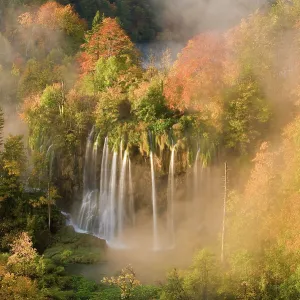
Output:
[{"xmin": 132, "ymin": 285, "xmax": 161, "ymax": 300}]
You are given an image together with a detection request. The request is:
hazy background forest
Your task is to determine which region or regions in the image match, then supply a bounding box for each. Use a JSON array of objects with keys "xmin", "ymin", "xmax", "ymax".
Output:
[{"xmin": 1, "ymin": 0, "xmax": 300, "ymax": 299}]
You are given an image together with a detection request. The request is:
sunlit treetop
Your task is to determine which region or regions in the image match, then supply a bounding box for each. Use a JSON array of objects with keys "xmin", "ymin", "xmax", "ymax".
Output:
[
  {"xmin": 164, "ymin": 33, "xmax": 226, "ymax": 120},
  {"xmin": 18, "ymin": 2, "xmax": 86, "ymax": 54},
  {"xmin": 79, "ymin": 17, "xmax": 140, "ymax": 75}
]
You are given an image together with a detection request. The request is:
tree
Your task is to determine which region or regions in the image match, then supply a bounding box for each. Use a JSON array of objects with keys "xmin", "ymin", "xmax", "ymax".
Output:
[
  {"xmin": 102, "ymin": 265, "xmax": 141, "ymax": 299},
  {"xmin": 160, "ymin": 269, "xmax": 188, "ymax": 300},
  {"xmin": 1, "ymin": 135, "xmax": 26, "ymax": 178},
  {"xmin": 222, "ymin": 73, "xmax": 271, "ymax": 156},
  {"xmin": 79, "ymin": 17, "xmax": 139, "ymax": 75},
  {"xmin": 183, "ymin": 250, "xmax": 223, "ymax": 299},
  {"xmin": 18, "ymin": 2, "xmax": 85, "ymax": 56},
  {"xmin": 164, "ymin": 33, "xmax": 225, "ymax": 118},
  {"xmin": 0, "ymin": 273, "xmax": 43, "ymax": 300},
  {"xmin": 34, "ymin": 186, "xmax": 60, "ymax": 231},
  {"xmin": 7, "ymin": 232, "xmax": 44, "ymax": 278}
]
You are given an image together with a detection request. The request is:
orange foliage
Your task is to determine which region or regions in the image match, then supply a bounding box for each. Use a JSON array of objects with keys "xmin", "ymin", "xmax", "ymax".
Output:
[
  {"xmin": 36, "ymin": 2, "xmax": 85, "ymax": 33},
  {"xmin": 79, "ymin": 18, "xmax": 138, "ymax": 75},
  {"xmin": 18, "ymin": 2, "xmax": 85, "ymax": 49},
  {"xmin": 20, "ymin": 94, "xmax": 40, "ymax": 121},
  {"xmin": 164, "ymin": 33, "xmax": 226, "ymax": 114},
  {"xmin": 18, "ymin": 12, "xmax": 33, "ymax": 28},
  {"xmin": 36, "ymin": 2, "xmax": 60, "ymax": 29}
]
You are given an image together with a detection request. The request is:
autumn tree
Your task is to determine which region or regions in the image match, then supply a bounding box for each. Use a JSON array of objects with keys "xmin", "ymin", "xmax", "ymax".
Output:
[
  {"xmin": 102, "ymin": 265, "xmax": 141, "ymax": 299},
  {"xmin": 7, "ymin": 232, "xmax": 44, "ymax": 278},
  {"xmin": 164, "ymin": 33, "xmax": 225, "ymax": 119},
  {"xmin": 18, "ymin": 1, "xmax": 85, "ymax": 56},
  {"xmin": 0, "ymin": 273, "xmax": 43, "ymax": 300},
  {"xmin": 79, "ymin": 17, "xmax": 139, "ymax": 75}
]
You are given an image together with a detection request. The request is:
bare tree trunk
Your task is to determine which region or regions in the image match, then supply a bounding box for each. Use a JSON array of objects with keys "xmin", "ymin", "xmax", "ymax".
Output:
[{"xmin": 221, "ymin": 162, "xmax": 227, "ymax": 263}]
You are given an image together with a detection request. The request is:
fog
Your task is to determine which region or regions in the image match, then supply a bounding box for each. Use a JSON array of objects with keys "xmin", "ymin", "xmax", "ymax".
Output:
[{"xmin": 152, "ymin": 0, "xmax": 270, "ymax": 41}]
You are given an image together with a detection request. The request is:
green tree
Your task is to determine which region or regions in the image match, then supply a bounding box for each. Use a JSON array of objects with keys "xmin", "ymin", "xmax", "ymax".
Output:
[
  {"xmin": 1, "ymin": 135, "xmax": 26, "ymax": 178},
  {"xmin": 160, "ymin": 269, "xmax": 189, "ymax": 300},
  {"xmin": 223, "ymin": 73, "xmax": 271, "ymax": 156}
]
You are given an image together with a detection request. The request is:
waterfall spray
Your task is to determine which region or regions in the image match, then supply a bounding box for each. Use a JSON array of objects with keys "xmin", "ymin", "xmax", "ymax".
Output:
[
  {"xmin": 91, "ymin": 136, "xmax": 99, "ymax": 190},
  {"xmin": 83, "ymin": 127, "xmax": 95, "ymax": 195},
  {"xmin": 167, "ymin": 146, "xmax": 176, "ymax": 247},
  {"xmin": 150, "ymin": 150, "xmax": 159, "ymax": 250},
  {"xmin": 120, "ymin": 140, "xmax": 123, "ymax": 166},
  {"xmin": 98, "ymin": 137, "xmax": 109, "ymax": 238},
  {"xmin": 77, "ymin": 127, "xmax": 95, "ymax": 231},
  {"xmin": 128, "ymin": 159, "xmax": 135, "ymax": 226},
  {"xmin": 108, "ymin": 152, "xmax": 118, "ymax": 242},
  {"xmin": 118, "ymin": 150, "xmax": 128, "ymax": 238}
]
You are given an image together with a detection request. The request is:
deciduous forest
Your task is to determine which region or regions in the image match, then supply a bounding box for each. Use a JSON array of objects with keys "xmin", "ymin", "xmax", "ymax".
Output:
[{"xmin": 1, "ymin": 0, "xmax": 300, "ymax": 299}]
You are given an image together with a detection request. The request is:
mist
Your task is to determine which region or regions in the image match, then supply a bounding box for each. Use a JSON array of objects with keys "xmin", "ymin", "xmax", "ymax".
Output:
[{"xmin": 152, "ymin": 0, "xmax": 270, "ymax": 41}]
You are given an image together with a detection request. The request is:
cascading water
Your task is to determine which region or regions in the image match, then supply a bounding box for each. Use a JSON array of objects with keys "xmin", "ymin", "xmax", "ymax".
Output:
[
  {"xmin": 128, "ymin": 159, "xmax": 135, "ymax": 226},
  {"xmin": 92, "ymin": 136, "xmax": 99, "ymax": 190},
  {"xmin": 167, "ymin": 147, "xmax": 175, "ymax": 247},
  {"xmin": 77, "ymin": 128, "xmax": 95, "ymax": 231},
  {"xmin": 98, "ymin": 137, "xmax": 109, "ymax": 238},
  {"xmin": 150, "ymin": 150, "xmax": 159, "ymax": 250},
  {"xmin": 83, "ymin": 127, "xmax": 95, "ymax": 195},
  {"xmin": 108, "ymin": 152, "xmax": 118, "ymax": 242},
  {"xmin": 74, "ymin": 130, "xmax": 187, "ymax": 250},
  {"xmin": 118, "ymin": 150, "xmax": 128, "ymax": 238},
  {"xmin": 75, "ymin": 131, "xmax": 138, "ymax": 246}
]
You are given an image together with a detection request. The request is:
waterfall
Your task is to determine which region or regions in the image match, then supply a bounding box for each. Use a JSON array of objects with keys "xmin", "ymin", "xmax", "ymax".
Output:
[
  {"xmin": 98, "ymin": 137, "xmax": 109, "ymax": 238},
  {"xmin": 83, "ymin": 127, "xmax": 94, "ymax": 195},
  {"xmin": 118, "ymin": 150, "xmax": 128, "ymax": 238},
  {"xmin": 74, "ymin": 132, "xmax": 140, "ymax": 246},
  {"xmin": 108, "ymin": 152, "xmax": 118, "ymax": 242},
  {"xmin": 150, "ymin": 151, "xmax": 159, "ymax": 250},
  {"xmin": 167, "ymin": 147, "xmax": 175, "ymax": 246},
  {"xmin": 120, "ymin": 140, "xmax": 123, "ymax": 166},
  {"xmin": 77, "ymin": 127, "xmax": 95, "ymax": 231},
  {"xmin": 91, "ymin": 137, "xmax": 99, "ymax": 190},
  {"xmin": 128, "ymin": 159, "xmax": 135, "ymax": 226}
]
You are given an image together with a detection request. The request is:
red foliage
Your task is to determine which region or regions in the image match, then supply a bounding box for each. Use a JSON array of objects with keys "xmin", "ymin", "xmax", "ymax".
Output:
[
  {"xmin": 164, "ymin": 33, "xmax": 226, "ymax": 113},
  {"xmin": 79, "ymin": 18, "xmax": 137, "ymax": 75}
]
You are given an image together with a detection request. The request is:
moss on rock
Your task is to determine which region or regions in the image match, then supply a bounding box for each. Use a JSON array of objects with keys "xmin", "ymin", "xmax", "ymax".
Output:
[{"xmin": 44, "ymin": 226, "xmax": 106, "ymax": 264}]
